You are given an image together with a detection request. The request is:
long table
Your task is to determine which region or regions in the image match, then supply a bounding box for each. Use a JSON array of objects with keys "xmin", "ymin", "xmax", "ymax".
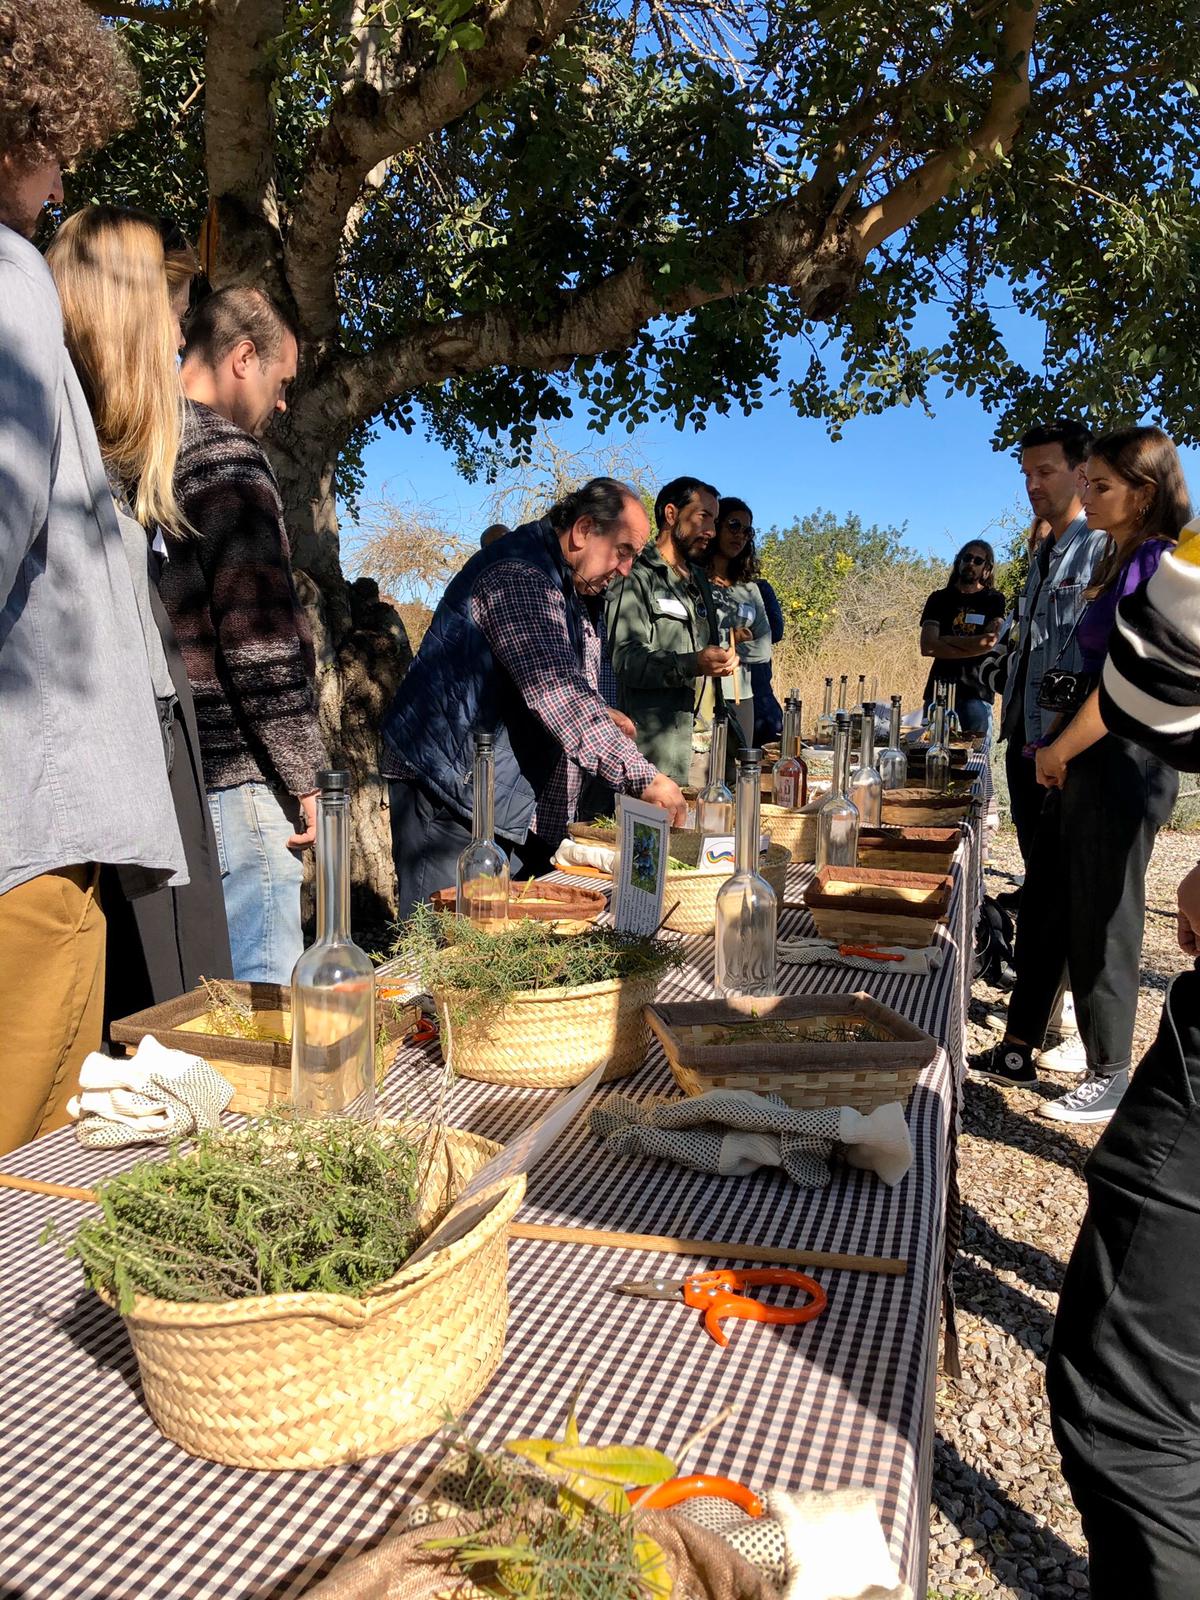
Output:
[{"xmin": 0, "ymin": 821, "xmax": 981, "ymax": 1600}]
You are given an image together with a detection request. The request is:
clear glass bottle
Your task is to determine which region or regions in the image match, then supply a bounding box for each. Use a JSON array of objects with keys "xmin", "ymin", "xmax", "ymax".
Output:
[
  {"xmin": 456, "ymin": 731, "xmax": 510, "ymax": 928},
  {"xmin": 926, "ymin": 699, "xmax": 951, "ymax": 793},
  {"xmin": 816, "ymin": 676, "xmax": 835, "ymax": 744},
  {"xmin": 697, "ymin": 716, "xmax": 734, "ymax": 834},
  {"xmin": 848, "ymin": 700, "xmax": 882, "ymax": 827},
  {"xmin": 856, "ymin": 674, "xmax": 867, "ymax": 711},
  {"xmin": 816, "ymin": 711, "xmax": 860, "ymax": 868},
  {"xmin": 879, "ymin": 694, "xmax": 909, "ymax": 790},
  {"xmin": 714, "ymin": 748, "xmax": 777, "ymax": 999},
  {"xmin": 946, "ymin": 679, "xmax": 962, "ymax": 741},
  {"xmin": 291, "ymin": 770, "xmax": 376, "ymax": 1121},
  {"xmin": 836, "ymin": 674, "xmax": 848, "ymax": 717}
]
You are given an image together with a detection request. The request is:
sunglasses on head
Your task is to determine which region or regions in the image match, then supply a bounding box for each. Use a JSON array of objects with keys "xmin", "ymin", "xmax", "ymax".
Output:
[{"xmin": 724, "ymin": 517, "xmax": 753, "ymax": 535}]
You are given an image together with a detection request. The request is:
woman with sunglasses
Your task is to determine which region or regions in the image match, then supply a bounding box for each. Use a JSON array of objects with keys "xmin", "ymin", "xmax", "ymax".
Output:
[
  {"xmin": 918, "ymin": 540, "xmax": 1007, "ymax": 735},
  {"xmin": 704, "ymin": 498, "xmax": 782, "ymax": 748}
]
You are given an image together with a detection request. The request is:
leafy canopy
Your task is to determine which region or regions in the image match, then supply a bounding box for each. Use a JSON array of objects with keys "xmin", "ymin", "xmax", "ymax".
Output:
[{"xmin": 75, "ymin": 0, "xmax": 1200, "ymax": 497}]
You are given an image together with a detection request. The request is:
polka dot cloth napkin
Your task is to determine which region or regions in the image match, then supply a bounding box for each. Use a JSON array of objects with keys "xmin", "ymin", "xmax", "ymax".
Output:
[
  {"xmin": 67, "ymin": 1034, "xmax": 235, "ymax": 1149},
  {"xmin": 588, "ymin": 1089, "xmax": 913, "ymax": 1189}
]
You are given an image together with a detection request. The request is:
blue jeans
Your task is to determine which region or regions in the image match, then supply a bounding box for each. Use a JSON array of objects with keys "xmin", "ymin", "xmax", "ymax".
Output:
[{"xmin": 207, "ymin": 783, "xmax": 305, "ymax": 985}]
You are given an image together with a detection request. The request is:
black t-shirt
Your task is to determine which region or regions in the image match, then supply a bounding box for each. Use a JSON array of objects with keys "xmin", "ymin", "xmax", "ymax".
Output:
[{"xmin": 921, "ymin": 585, "xmax": 1007, "ymax": 701}]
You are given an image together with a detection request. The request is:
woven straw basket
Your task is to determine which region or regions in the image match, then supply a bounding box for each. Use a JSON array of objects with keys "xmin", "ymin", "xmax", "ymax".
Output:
[
  {"xmin": 659, "ymin": 832, "xmax": 791, "ymax": 934},
  {"xmin": 760, "ymin": 799, "xmax": 823, "ymax": 863},
  {"xmin": 433, "ymin": 970, "xmax": 659, "ymax": 1087},
  {"xmin": 99, "ymin": 1124, "xmax": 525, "ymax": 1470}
]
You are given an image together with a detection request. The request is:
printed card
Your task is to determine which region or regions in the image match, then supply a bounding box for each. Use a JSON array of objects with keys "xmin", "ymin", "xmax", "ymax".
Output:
[{"xmin": 611, "ymin": 795, "xmax": 670, "ymax": 936}]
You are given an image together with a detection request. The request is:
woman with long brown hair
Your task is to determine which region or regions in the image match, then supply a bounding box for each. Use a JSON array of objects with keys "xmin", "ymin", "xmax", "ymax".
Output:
[
  {"xmin": 46, "ymin": 205, "xmax": 231, "ymax": 1019},
  {"xmin": 972, "ymin": 426, "xmax": 1190, "ymax": 1124}
]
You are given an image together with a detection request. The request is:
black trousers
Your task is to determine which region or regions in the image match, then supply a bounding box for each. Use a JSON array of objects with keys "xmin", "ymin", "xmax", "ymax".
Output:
[
  {"xmin": 1004, "ymin": 735, "xmax": 1047, "ymax": 867},
  {"xmin": 389, "ymin": 777, "xmax": 553, "ymax": 924},
  {"xmin": 1048, "ymin": 969, "xmax": 1200, "ymax": 1599},
  {"xmin": 1006, "ymin": 735, "xmax": 1177, "ymax": 1072}
]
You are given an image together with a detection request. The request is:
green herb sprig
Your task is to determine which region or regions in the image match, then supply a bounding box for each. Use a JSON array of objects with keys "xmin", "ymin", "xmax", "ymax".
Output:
[
  {"xmin": 393, "ymin": 906, "xmax": 682, "ymax": 1029},
  {"xmin": 47, "ymin": 1116, "xmax": 424, "ymax": 1314}
]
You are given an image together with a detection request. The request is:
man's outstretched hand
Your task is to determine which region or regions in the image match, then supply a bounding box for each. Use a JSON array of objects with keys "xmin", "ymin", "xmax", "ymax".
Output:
[{"xmin": 641, "ymin": 773, "xmax": 688, "ymax": 827}]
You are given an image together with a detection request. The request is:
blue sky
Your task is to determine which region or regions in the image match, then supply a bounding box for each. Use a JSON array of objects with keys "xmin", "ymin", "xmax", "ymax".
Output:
[{"xmin": 356, "ymin": 308, "xmax": 1200, "ymax": 570}]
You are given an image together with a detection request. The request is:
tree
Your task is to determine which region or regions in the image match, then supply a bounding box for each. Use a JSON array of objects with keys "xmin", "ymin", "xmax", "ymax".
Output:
[
  {"xmin": 759, "ymin": 510, "xmax": 918, "ymax": 650},
  {"xmin": 75, "ymin": 0, "xmax": 1200, "ymax": 913}
]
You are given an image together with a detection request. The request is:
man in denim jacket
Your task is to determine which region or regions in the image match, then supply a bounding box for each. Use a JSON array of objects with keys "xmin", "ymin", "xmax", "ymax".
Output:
[{"xmin": 1001, "ymin": 421, "xmax": 1108, "ymax": 865}]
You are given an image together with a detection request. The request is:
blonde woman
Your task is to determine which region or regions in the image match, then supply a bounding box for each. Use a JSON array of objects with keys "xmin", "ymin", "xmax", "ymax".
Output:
[{"xmin": 46, "ymin": 206, "xmax": 232, "ymax": 1020}]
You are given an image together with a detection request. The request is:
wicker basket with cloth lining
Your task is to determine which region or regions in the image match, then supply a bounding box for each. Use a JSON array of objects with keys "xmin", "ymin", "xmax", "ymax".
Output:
[
  {"xmin": 804, "ymin": 865, "xmax": 953, "ymax": 949},
  {"xmin": 99, "ymin": 1123, "xmax": 524, "ymax": 1470},
  {"xmin": 646, "ymin": 992, "xmax": 936, "ymax": 1113}
]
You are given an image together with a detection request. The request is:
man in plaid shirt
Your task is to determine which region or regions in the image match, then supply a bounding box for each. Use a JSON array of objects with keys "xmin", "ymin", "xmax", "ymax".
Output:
[{"xmin": 381, "ymin": 479, "xmax": 686, "ymax": 918}]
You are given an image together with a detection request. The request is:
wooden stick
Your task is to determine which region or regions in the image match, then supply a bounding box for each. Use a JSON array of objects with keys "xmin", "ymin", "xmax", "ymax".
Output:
[
  {"xmin": 509, "ymin": 1222, "xmax": 906, "ymax": 1276},
  {"xmin": 0, "ymin": 1173, "xmax": 98, "ymax": 1204},
  {"xmin": 0, "ymin": 1175, "xmax": 907, "ymax": 1276}
]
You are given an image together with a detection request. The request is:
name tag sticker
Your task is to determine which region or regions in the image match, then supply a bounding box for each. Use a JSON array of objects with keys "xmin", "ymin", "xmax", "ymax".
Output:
[
  {"xmin": 964, "ymin": 612, "xmax": 986, "ymax": 627},
  {"xmin": 654, "ymin": 594, "xmax": 689, "ymax": 619}
]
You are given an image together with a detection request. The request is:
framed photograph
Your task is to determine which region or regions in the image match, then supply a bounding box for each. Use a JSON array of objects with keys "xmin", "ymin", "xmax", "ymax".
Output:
[{"xmin": 611, "ymin": 796, "xmax": 670, "ymax": 936}]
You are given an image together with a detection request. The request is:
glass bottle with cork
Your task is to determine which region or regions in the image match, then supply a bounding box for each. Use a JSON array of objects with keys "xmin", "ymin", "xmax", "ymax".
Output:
[
  {"xmin": 879, "ymin": 694, "xmax": 909, "ymax": 790},
  {"xmin": 816, "ymin": 676, "xmax": 835, "ymax": 744},
  {"xmin": 456, "ymin": 731, "xmax": 510, "ymax": 928},
  {"xmin": 816, "ymin": 711, "xmax": 860, "ymax": 868},
  {"xmin": 848, "ymin": 700, "xmax": 882, "ymax": 827},
  {"xmin": 291, "ymin": 770, "xmax": 376, "ymax": 1121},
  {"xmin": 772, "ymin": 692, "xmax": 808, "ymax": 809},
  {"xmin": 697, "ymin": 715, "xmax": 734, "ymax": 834},
  {"xmin": 714, "ymin": 747, "xmax": 777, "ymax": 999}
]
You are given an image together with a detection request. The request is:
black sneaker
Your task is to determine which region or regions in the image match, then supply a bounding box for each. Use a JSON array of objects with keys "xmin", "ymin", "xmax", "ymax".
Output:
[
  {"xmin": 1041, "ymin": 1070, "xmax": 1129, "ymax": 1125},
  {"xmin": 969, "ymin": 1041, "xmax": 1037, "ymax": 1086},
  {"xmin": 995, "ymin": 885, "xmax": 1023, "ymax": 912}
]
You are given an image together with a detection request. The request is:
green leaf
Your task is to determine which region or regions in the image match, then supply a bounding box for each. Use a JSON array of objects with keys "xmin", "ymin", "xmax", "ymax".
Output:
[{"xmin": 548, "ymin": 1445, "xmax": 677, "ymax": 1486}]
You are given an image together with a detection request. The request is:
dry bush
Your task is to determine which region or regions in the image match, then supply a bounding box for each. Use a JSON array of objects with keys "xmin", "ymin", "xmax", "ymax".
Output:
[
  {"xmin": 395, "ymin": 601, "xmax": 434, "ymax": 651},
  {"xmin": 346, "ymin": 499, "xmax": 472, "ymax": 608},
  {"xmin": 773, "ymin": 616, "xmax": 931, "ymax": 727}
]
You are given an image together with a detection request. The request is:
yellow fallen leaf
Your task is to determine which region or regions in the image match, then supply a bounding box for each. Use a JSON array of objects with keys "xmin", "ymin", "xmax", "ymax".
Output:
[
  {"xmin": 635, "ymin": 1532, "xmax": 672, "ymax": 1598},
  {"xmin": 548, "ymin": 1445, "xmax": 677, "ymax": 1487}
]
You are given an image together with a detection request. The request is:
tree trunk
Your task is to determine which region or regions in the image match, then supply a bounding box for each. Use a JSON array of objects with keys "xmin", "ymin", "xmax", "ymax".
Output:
[{"xmin": 271, "ymin": 427, "xmax": 411, "ymax": 939}]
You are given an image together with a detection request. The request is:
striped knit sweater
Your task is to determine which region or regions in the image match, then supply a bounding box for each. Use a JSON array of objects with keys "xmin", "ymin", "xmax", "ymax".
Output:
[
  {"xmin": 1100, "ymin": 517, "xmax": 1200, "ymax": 771},
  {"xmin": 161, "ymin": 402, "xmax": 328, "ymax": 797}
]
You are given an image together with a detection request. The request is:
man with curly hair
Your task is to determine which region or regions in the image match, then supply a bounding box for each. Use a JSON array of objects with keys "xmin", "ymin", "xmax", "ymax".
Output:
[{"xmin": 0, "ymin": 0, "xmax": 185, "ymax": 1154}]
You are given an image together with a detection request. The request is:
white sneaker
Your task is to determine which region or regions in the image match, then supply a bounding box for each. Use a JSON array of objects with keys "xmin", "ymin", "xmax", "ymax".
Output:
[{"xmin": 1038, "ymin": 1034, "xmax": 1088, "ymax": 1076}]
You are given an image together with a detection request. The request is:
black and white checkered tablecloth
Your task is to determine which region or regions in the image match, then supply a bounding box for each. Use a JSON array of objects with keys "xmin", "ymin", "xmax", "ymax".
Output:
[{"xmin": 0, "ymin": 806, "xmax": 983, "ymax": 1600}]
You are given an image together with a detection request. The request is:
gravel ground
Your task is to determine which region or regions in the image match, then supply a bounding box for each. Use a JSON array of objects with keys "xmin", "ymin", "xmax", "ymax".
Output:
[{"xmin": 926, "ymin": 818, "xmax": 1197, "ymax": 1600}]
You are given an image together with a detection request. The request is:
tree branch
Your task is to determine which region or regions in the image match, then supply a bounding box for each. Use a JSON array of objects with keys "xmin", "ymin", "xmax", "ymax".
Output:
[
  {"xmin": 85, "ymin": 0, "xmax": 200, "ymax": 24},
  {"xmin": 318, "ymin": 189, "xmax": 859, "ymax": 430},
  {"xmin": 285, "ymin": 0, "xmax": 582, "ymax": 345},
  {"xmin": 201, "ymin": 0, "xmax": 288, "ymax": 296},
  {"xmin": 847, "ymin": 0, "xmax": 1041, "ymax": 256}
]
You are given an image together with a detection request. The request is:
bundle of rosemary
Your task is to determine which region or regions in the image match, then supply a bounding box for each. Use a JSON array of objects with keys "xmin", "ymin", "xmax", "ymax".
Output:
[
  {"xmin": 51, "ymin": 1117, "xmax": 424, "ymax": 1314},
  {"xmin": 394, "ymin": 906, "xmax": 683, "ymax": 1028}
]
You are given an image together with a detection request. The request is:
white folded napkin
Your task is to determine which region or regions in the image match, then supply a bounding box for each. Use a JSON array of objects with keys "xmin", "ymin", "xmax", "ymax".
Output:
[
  {"xmin": 551, "ymin": 838, "xmax": 615, "ymax": 874},
  {"xmin": 67, "ymin": 1035, "xmax": 234, "ymax": 1149},
  {"xmin": 590, "ymin": 1088, "xmax": 913, "ymax": 1188}
]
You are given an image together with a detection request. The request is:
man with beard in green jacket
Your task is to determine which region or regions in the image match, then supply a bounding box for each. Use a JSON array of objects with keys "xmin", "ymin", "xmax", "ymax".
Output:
[{"xmin": 605, "ymin": 476, "xmax": 739, "ymax": 786}]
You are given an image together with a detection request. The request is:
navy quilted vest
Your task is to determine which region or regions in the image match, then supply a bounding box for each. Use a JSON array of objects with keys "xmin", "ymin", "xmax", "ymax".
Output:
[{"xmin": 380, "ymin": 518, "xmax": 583, "ymax": 843}]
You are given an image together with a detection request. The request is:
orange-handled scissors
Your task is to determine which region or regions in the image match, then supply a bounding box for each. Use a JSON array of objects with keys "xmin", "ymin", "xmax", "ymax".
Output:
[{"xmin": 614, "ymin": 1268, "xmax": 827, "ymax": 1349}]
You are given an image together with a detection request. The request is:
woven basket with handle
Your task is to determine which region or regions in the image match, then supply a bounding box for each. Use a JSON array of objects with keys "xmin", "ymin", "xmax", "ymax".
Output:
[
  {"xmin": 433, "ymin": 969, "xmax": 660, "ymax": 1087},
  {"xmin": 759, "ymin": 799, "xmax": 823, "ymax": 863},
  {"xmin": 99, "ymin": 1123, "xmax": 524, "ymax": 1470}
]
